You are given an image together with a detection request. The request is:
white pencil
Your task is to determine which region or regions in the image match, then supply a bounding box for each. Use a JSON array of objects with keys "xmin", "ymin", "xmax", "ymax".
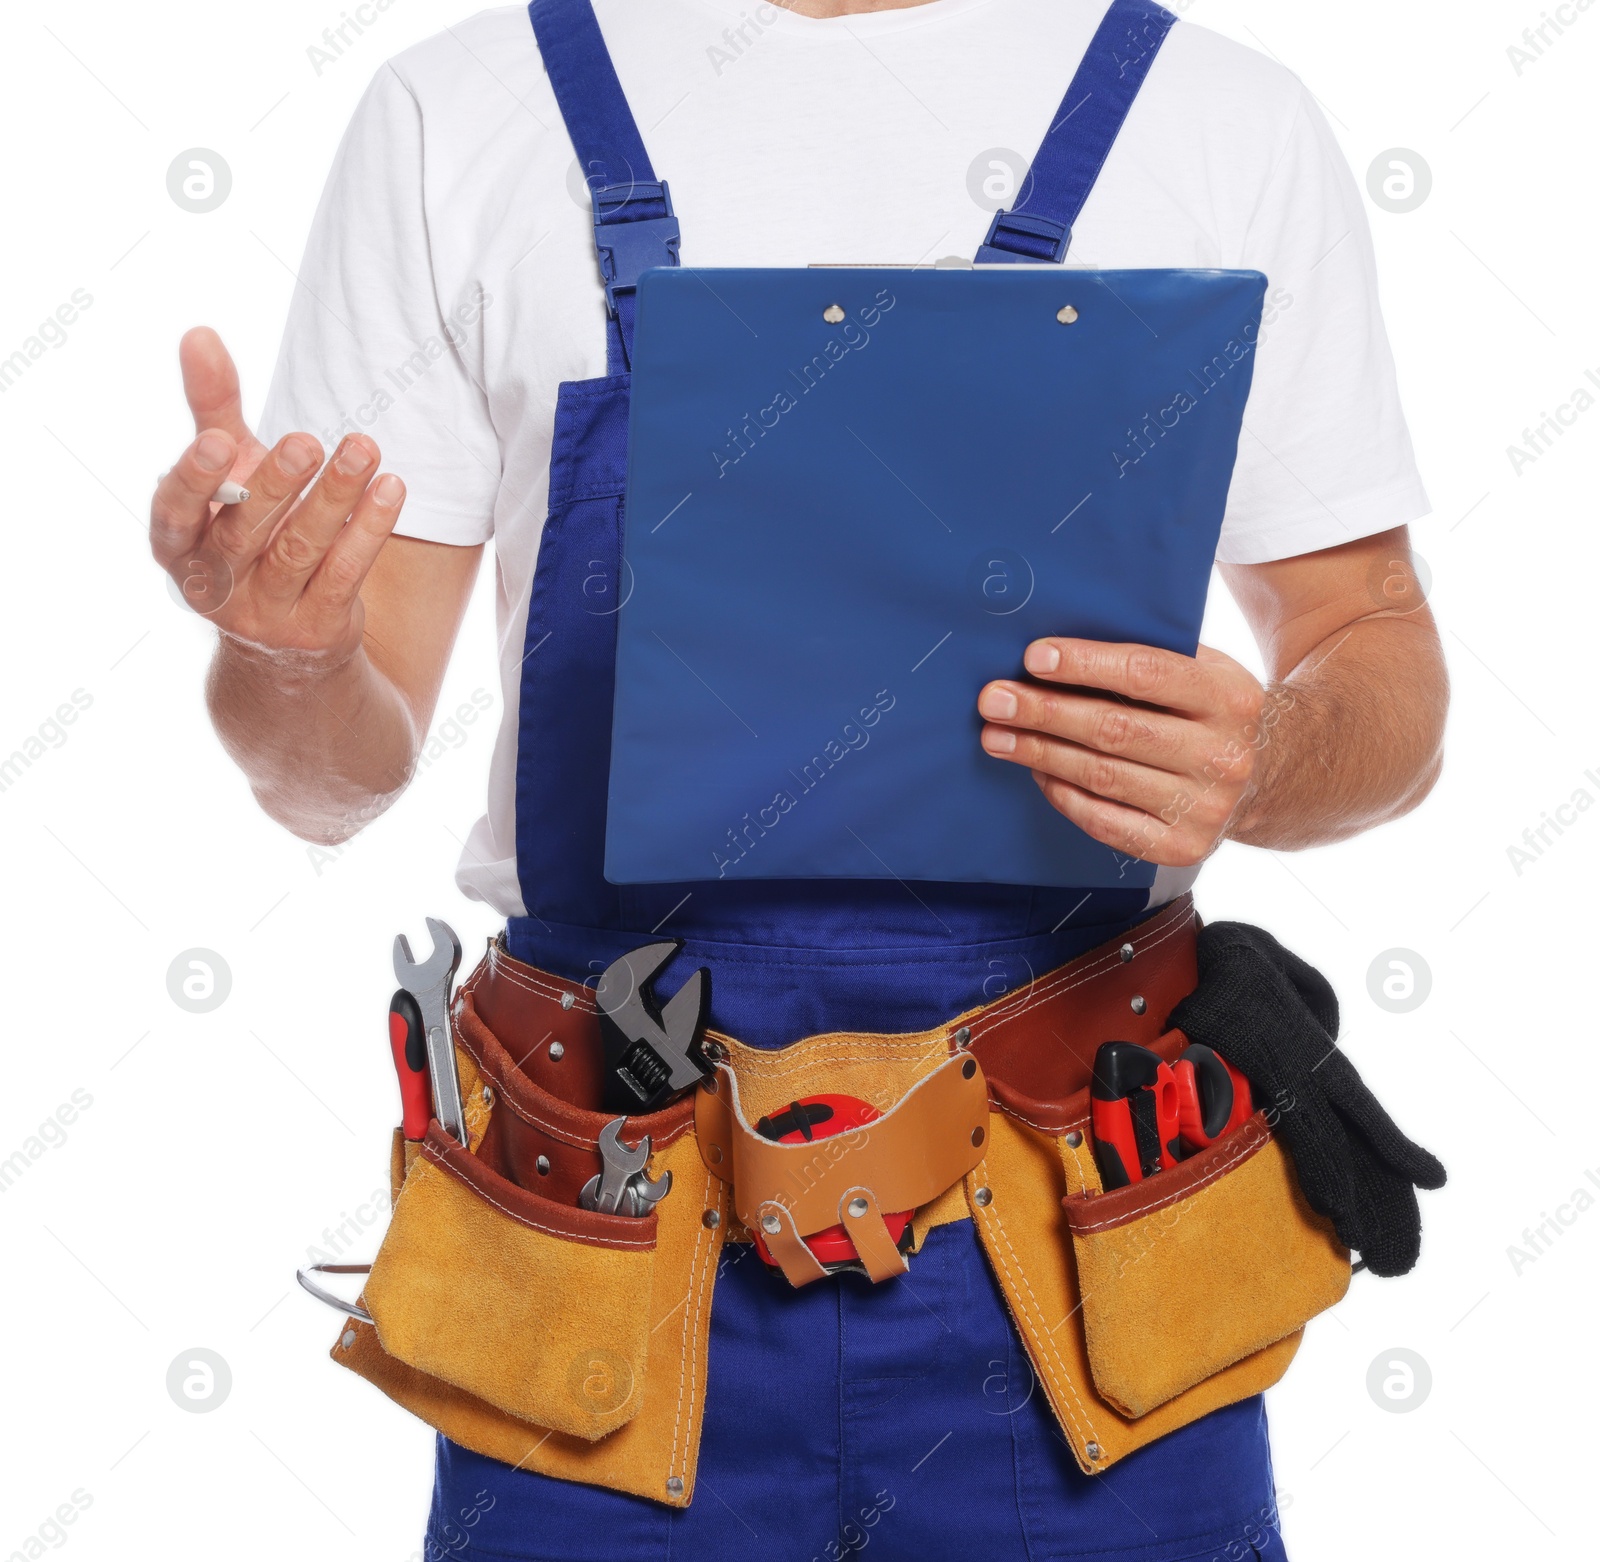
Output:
[{"xmin": 212, "ymin": 480, "xmax": 251, "ymax": 505}]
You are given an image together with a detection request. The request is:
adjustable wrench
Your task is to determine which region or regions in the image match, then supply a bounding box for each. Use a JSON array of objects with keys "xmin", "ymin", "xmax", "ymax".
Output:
[
  {"xmin": 596, "ymin": 940, "xmax": 714, "ymax": 1113},
  {"xmin": 393, "ymin": 918, "xmax": 467, "ymax": 1147},
  {"xmin": 579, "ymin": 1117, "xmax": 672, "ymax": 1218}
]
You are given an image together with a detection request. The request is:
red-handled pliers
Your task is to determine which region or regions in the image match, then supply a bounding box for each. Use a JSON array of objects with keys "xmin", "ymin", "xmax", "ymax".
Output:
[
  {"xmin": 1089, "ymin": 1040, "xmax": 1182, "ymax": 1190},
  {"xmin": 1172, "ymin": 1042, "xmax": 1253, "ymax": 1152}
]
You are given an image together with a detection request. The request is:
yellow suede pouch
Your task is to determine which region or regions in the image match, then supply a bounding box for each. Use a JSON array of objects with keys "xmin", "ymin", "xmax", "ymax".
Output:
[
  {"xmin": 337, "ymin": 1123, "xmax": 725, "ymax": 1506},
  {"xmin": 1060, "ymin": 1112, "xmax": 1350, "ymax": 1420},
  {"xmin": 364, "ymin": 1125, "xmax": 659, "ymax": 1441},
  {"xmin": 969, "ymin": 1109, "xmax": 1320, "ymax": 1474}
]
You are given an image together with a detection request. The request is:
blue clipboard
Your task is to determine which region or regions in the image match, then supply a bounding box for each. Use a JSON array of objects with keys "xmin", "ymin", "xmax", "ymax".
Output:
[{"xmin": 605, "ymin": 265, "xmax": 1267, "ymax": 887}]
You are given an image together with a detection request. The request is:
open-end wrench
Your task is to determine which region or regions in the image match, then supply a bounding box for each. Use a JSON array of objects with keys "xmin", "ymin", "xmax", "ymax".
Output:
[
  {"xmin": 579, "ymin": 1118, "xmax": 672, "ymax": 1217},
  {"xmin": 393, "ymin": 918, "xmax": 467, "ymax": 1146},
  {"xmin": 596, "ymin": 941, "xmax": 713, "ymax": 1113}
]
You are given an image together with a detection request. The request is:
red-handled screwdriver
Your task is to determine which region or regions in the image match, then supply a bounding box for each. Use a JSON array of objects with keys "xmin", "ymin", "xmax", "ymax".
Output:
[{"xmin": 389, "ymin": 988, "xmax": 432, "ymax": 1141}]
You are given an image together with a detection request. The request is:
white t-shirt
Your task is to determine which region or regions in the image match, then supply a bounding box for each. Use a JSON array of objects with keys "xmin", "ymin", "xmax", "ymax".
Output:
[{"xmin": 261, "ymin": 0, "xmax": 1429, "ymax": 919}]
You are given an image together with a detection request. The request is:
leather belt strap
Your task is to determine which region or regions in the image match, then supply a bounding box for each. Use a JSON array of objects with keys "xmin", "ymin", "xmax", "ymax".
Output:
[
  {"xmin": 695, "ymin": 1053, "xmax": 991, "ymax": 1287},
  {"xmin": 466, "ymin": 893, "xmax": 1198, "ymax": 1138}
]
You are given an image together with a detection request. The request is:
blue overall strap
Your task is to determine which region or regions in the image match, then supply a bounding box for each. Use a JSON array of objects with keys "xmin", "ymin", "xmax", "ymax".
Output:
[
  {"xmin": 976, "ymin": 0, "xmax": 1176, "ymax": 264},
  {"xmin": 528, "ymin": 0, "xmax": 680, "ymax": 370}
]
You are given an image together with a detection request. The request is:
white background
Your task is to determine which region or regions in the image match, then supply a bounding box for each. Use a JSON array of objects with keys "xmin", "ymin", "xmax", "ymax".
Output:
[{"xmin": 0, "ymin": 0, "xmax": 1595, "ymax": 1558}]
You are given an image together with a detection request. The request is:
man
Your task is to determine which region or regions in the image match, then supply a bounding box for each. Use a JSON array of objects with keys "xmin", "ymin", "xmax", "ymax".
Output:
[{"xmin": 150, "ymin": 0, "xmax": 1446, "ymax": 1556}]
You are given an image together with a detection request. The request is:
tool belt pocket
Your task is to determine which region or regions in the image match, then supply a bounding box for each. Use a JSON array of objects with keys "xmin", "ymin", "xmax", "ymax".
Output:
[
  {"xmin": 1059, "ymin": 1112, "xmax": 1350, "ymax": 1419},
  {"xmin": 362, "ymin": 988, "xmax": 682, "ymax": 1444},
  {"xmin": 364, "ymin": 1123, "xmax": 657, "ymax": 1441}
]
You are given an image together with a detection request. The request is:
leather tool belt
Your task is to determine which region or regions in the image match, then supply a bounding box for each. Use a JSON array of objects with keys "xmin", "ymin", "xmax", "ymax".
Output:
[{"xmin": 325, "ymin": 895, "xmax": 1350, "ymax": 1508}]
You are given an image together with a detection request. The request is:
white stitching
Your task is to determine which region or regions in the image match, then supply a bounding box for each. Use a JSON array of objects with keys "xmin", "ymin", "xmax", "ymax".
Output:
[
  {"xmin": 976, "ymin": 898, "xmax": 1190, "ymax": 1029},
  {"xmin": 964, "ymin": 902, "xmax": 1195, "ymax": 1047},
  {"xmin": 485, "ymin": 949, "xmax": 597, "ymax": 1013},
  {"xmin": 459, "ymin": 995, "xmax": 695, "ymax": 1152},
  {"xmin": 669, "ymin": 1166, "xmax": 718, "ymax": 1482},
  {"xmin": 472, "ymin": 899, "xmax": 1191, "ymax": 1090},
  {"xmin": 999, "ymin": 1102, "xmax": 1075, "ymax": 1134},
  {"xmin": 1062, "ymin": 1133, "xmax": 1099, "ymax": 1197},
  {"xmin": 1065, "ymin": 1124, "xmax": 1267, "ymax": 1234},
  {"xmin": 975, "ymin": 1173, "xmax": 1100, "ymax": 1448},
  {"xmin": 423, "ymin": 1146, "xmax": 657, "ymax": 1251},
  {"xmin": 974, "ymin": 901, "xmax": 1192, "ymax": 1038}
]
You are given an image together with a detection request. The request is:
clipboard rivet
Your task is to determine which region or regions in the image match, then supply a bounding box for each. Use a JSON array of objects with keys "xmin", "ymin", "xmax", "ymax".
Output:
[
  {"xmin": 822, "ymin": 303, "xmax": 846, "ymax": 323},
  {"xmin": 1056, "ymin": 304, "xmax": 1080, "ymax": 324}
]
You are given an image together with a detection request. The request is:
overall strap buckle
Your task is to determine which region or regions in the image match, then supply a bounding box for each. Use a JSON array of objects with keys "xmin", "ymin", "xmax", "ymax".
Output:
[
  {"xmin": 592, "ymin": 179, "xmax": 681, "ymax": 315},
  {"xmin": 976, "ymin": 208, "xmax": 1072, "ymax": 265}
]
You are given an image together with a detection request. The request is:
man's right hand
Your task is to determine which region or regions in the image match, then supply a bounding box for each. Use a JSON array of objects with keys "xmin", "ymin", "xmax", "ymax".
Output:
[{"xmin": 149, "ymin": 326, "xmax": 407, "ymax": 670}]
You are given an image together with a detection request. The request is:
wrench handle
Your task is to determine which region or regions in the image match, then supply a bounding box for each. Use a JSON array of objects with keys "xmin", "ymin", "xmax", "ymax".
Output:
[
  {"xmin": 424, "ymin": 1017, "xmax": 469, "ymax": 1147},
  {"xmin": 389, "ymin": 990, "xmax": 432, "ymax": 1142}
]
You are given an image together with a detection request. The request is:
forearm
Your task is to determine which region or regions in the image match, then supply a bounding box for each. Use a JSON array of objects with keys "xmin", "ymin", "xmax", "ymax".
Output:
[
  {"xmin": 1227, "ymin": 613, "xmax": 1447, "ymax": 851},
  {"xmin": 206, "ymin": 636, "xmax": 420, "ymax": 844}
]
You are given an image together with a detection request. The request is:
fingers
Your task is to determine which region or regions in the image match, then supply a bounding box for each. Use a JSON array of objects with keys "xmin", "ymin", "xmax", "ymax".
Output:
[
  {"xmin": 1021, "ymin": 638, "xmax": 1214, "ymax": 714},
  {"xmin": 253, "ymin": 436, "xmax": 380, "ymax": 601},
  {"xmin": 1029, "ymin": 774, "xmax": 1189, "ymax": 867},
  {"xmin": 978, "ymin": 680, "xmax": 1194, "ymax": 771},
  {"xmin": 302, "ymin": 473, "xmax": 406, "ymax": 619},
  {"xmin": 209, "ymin": 433, "xmax": 325, "ymax": 566},
  {"xmin": 180, "ymin": 327, "xmax": 253, "ymax": 444},
  {"xmin": 150, "ymin": 428, "xmax": 239, "ymax": 564},
  {"xmin": 982, "ymin": 724, "xmax": 1187, "ymax": 819}
]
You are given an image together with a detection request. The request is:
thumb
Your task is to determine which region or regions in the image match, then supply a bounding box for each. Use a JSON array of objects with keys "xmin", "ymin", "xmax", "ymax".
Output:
[{"xmin": 180, "ymin": 326, "xmax": 255, "ymax": 446}]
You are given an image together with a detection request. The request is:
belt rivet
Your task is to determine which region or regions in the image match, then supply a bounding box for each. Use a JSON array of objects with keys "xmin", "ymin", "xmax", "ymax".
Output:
[
  {"xmin": 1120, "ymin": 943, "xmax": 1135, "ymax": 963},
  {"xmin": 761, "ymin": 1213, "xmax": 782, "ymax": 1235},
  {"xmin": 823, "ymin": 303, "xmax": 846, "ymax": 323},
  {"xmin": 340, "ymin": 1330, "xmax": 356, "ymax": 1349},
  {"xmin": 549, "ymin": 1040, "xmax": 565, "ymax": 1061},
  {"xmin": 708, "ymin": 1144, "xmax": 724, "ymax": 1164},
  {"xmin": 1130, "ymin": 995, "xmax": 1147, "ymax": 1015},
  {"xmin": 482, "ymin": 1086, "xmax": 494, "ymax": 1107},
  {"xmin": 847, "ymin": 1196, "xmax": 869, "ymax": 1218},
  {"xmin": 1057, "ymin": 304, "xmax": 1080, "ymax": 324},
  {"xmin": 666, "ymin": 1477, "xmax": 685, "ymax": 1498},
  {"xmin": 703, "ymin": 1209, "xmax": 721, "ymax": 1229},
  {"xmin": 536, "ymin": 1155, "xmax": 551, "ymax": 1176},
  {"xmin": 560, "ymin": 991, "xmax": 576, "ymax": 1010},
  {"xmin": 1085, "ymin": 1441, "xmax": 1102, "ymax": 1461},
  {"xmin": 974, "ymin": 1186, "xmax": 993, "ymax": 1207},
  {"xmin": 953, "ymin": 1026, "xmax": 972, "ymax": 1048},
  {"xmin": 1065, "ymin": 1130, "xmax": 1084, "ymax": 1149}
]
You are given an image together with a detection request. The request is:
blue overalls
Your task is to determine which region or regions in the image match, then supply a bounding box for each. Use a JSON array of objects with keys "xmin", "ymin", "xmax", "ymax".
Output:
[{"xmin": 430, "ymin": 2, "xmax": 1286, "ymax": 1556}]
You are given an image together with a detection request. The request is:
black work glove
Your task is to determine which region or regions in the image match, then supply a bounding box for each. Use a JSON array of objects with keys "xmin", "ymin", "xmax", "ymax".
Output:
[{"xmin": 1167, "ymin": 921, "xmax": 1446, "ymax": 1278}]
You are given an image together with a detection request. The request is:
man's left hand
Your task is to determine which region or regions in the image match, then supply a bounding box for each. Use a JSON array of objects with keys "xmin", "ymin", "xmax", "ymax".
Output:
[{"xmin": 977, "ymin": 639, "xmax": 1269, "ymax": 868}]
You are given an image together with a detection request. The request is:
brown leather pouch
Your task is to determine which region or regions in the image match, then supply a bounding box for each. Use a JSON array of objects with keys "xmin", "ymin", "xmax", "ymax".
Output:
[
  {"xmin": 696, "ymin": 1050, "xmax": 990, "ymax": 1286},
  {"xmin": 1059, "ymin": 1112, "xmax": 1350, "ymax": 1419}
]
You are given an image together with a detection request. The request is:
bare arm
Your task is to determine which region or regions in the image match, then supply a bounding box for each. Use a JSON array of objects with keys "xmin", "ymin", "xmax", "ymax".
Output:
[
  {"xmin": 152, "ymin": 329, "xmax": 482, "ymax": 842},
  {"xmin": 206, "ymin": 535, "xmax": 481, "ymax": 840},
  {"xmin": 976, "ymin": 527, "xmax": 1447, "ymax": 865},
  {"xmin": 1218, "ymin": 529, "xmax": 1444, "ymax": 850}
]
